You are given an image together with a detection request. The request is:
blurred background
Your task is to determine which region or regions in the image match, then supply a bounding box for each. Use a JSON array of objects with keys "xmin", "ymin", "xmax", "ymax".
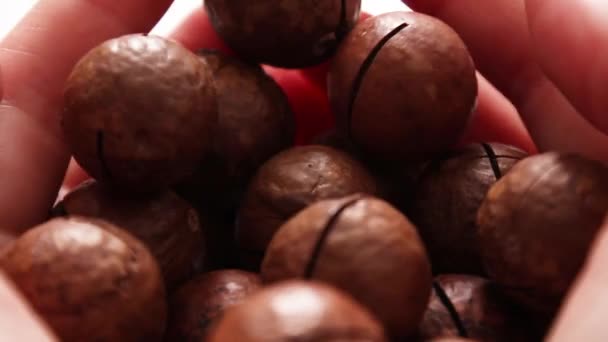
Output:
[{"xmin": 0, "ymin": 0, "xmax": 409, "ymax": 41}]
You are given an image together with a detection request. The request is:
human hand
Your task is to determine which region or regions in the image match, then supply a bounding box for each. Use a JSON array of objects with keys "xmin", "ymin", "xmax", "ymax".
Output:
[
  {"xmin": 0, "ymin": 0, "xmax": 605, "ymax": 340},
  {"xmin": 402, "ymin": 0, "xmax": 608, "ymax": 341}
]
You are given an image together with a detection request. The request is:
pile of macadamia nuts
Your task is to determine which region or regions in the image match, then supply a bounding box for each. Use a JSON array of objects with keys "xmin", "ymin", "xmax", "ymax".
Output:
[{"xmin": 1, "ymin": 1, "xmax": 607, "ymax": 342}]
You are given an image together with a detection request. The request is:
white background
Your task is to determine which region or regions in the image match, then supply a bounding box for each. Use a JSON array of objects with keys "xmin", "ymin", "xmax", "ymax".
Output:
[{"xmin": 0, "ymin": 0, "xmax": 408, "ymax": 41}]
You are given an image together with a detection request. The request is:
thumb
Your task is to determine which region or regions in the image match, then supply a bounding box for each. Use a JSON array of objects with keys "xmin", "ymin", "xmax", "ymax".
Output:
[
  {"xmin": 549, "ymin": 215, "xmax": 608, "ymax": 342},
  {"xmin": 0, "ymin": 272, "xmax": 57, "ymax": 341},
  {"xmin": 525, "ymin": 0, "xmax": 608, "ymax": 134}
]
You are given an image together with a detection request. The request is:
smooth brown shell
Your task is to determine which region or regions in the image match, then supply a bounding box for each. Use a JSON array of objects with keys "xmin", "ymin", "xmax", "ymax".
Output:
[
  {"xmin": 477, "ymin": 152, "xmax": 608, "ymax": 313},
  {"xmin": 328, "ymin": 12, "xmax": 477, "ymax": 161},
  {"xmin": 205, "ymin": 0, "xmax": 362, "ymax": 68},
  {"xmin": 236, "ymin": 145, "xmax": 378, "ymax": 268},
  {"xmin": 408, "ymin": 143, "xmax": 527, "ymax": 275},
  {"xmin": 52, "ymin": 179, "xmax": 205, "ymax": 291},
  {"xmin": 177, "ymin": 50, "xmax": 294, "ymax": 208},
  {"xmin": 0, "ymin": 217, "xmax": 167, "ymax": 341},
  {"xmin": 419, "ymin": 275, "xmax": 532, "ymax": 341},
  {"xmin": 261, "ymin": 195, "xmax": 432, "ymax": 338},
  {"xmin": 166, "ymin": 269, "xmax": 261, "ymax": 341},
  {"xmin": 207, "ymin": 280, "xmax": 388, "ymax": 341},
  {"xmin": 62, "ymin": 34, "xmax": 217, "ymax": 191}
]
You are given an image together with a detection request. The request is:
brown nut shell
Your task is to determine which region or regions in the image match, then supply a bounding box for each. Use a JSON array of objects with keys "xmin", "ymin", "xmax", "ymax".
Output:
[
  {"xmin": 166, "ymin": 269, "xmax": 261, "ymax": 341},
  {"xmin": 62, "ymin": 34, "xmax": 217, "ymax": 191},
  {"xmin": 207, "ymin": 280, "xmax": 388, "ymax": 341},
  {"xmin": 236, "ymin": 145, "xmax": 378, "ymax": 268},
  {"xmin": 205, "ymin": 0, "xmax": 362, "ymax": 68},
  {"xmin": 408, "ymin": 143, "xmax": 527, "ymax": 275},
  {"xmin": 52, "ymin": 179, "xmax": 205, "ymax": 291},
  {"xmin": 0, "ymin": 217, "xmax": 167, "ymax": 341},
  {"xmin": 177, "ymin": 50, "xmax": 294, "ymax": 208},
  {"xmin": 477, "ymin": 152, "xmax": 608, "ymax": 313},
  {"xmin": 328, "ymin": 12, "xmax": 477, "ymax": 161},
  {"xmin": 261, "ymin": 195, "xmax": 432, "ymax": 339},
  {"xmin": 419, "ymin": 275, "xmax": 533, "ymax": 342}
]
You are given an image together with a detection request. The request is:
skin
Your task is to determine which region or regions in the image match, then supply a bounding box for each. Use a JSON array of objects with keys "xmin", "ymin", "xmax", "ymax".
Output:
[{"xmin": 0, "ymin": 0, "xmax": 605, "ymax": 340}]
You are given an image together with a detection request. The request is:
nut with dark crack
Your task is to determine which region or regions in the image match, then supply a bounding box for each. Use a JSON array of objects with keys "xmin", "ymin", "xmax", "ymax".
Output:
[
  {"xmin": 477, "ymin": 152, "xmax": 608, "ymax": 314},
  {"xmin": 328, "ymin": 11, "xmax": 477, "ymax": 162},
  {"xmin": 236, "ymin": 145, "xmax": 378, "ymax": 270},
  {"xmin": 261, "ymin": 194, "xmax": 432, "ymax": 339},
  {"xmin": 419, "ymin": 275, "xmax": 534, "ymax": 342},
  {"xmin": 407, "ymin": 143, "xmax": 527, "ymax": 275},
  {"xmin": 62, "ymin": 34, "xmax": 217, "ymax": 191}
]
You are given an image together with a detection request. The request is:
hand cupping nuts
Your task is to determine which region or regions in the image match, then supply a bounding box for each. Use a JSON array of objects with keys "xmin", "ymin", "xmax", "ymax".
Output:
[{"xmin": 5, "ymin": 4, "xmax": 602, "ymax": 341}]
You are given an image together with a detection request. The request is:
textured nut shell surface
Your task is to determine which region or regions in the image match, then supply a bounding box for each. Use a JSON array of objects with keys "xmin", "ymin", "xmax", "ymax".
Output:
[
  {"xmin": 419, "ymin": 275, "xmax": 532, "ymax": 341},
  {"xmin": 207, "ymin": 281, "xmax": 387, "ymax": 341},
  {"xmin": 262, "ymin": 196, "xmax": 432, "ymax": 338},
  {"xmin": 181, "ymin": 51, "xmax": 294, "ymax": 197},
  {"xmin": 0, "ymin": 217, "xmax": 166, "ymax": 342},
  {"xmin": 167, "ymin": 269, "xmax": 261, "ymax": 341},
  {"xmin": 477, "ymin": 153, "xmax": 608, "ymax": 313},
  {"xmin": 328, "ymin": 12, "xmax": 477, "ymax": 160},
  {"xmin": 62, "ymin": 34, "xmax": 217, "ymax": 190},
  {"xmin": 409, "ymin": 143, "xmax": 526, "ymax": 274},
  {"xmin": 55, "ymin": 179, "xmax": 204, "ymax": 291},
  {"xmin": 206, "ymin": 0, "xmax": 361, "ymax": 67},
  {"xmin": 237, "ymin": 145, "xmax": 378, "ymax": 254}
]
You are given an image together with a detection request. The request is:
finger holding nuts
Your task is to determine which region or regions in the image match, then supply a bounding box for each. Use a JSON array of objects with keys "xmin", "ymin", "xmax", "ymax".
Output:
[{"xmin": 4, "ymin": 1, "xmax": 607, "ymax": 340}]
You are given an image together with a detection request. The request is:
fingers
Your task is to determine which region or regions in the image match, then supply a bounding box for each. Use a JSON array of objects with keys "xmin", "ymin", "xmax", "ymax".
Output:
[
  {"xmin": 525, "ymin": 0, "xmax": 608, "ymax": 134},
  {"xmin": 161, "ymin": 7, "xmax": 231, "ymax": 53},
  {"xmin": 548, "ymin": 216, "xmax": 608, "ymax": 342},
  {"xmin": 0, "ymin": 0, "xmax": 173, "ymax": 232},
  {"xmin": 460, "ymin": 74, "xmax": 536, "ymax": 153},
  {"xmin": 0, "ymin": 273, "xmax": 56, "ymax": 341},
  {"xmin": 402, "ymin": 0, "xmax": 608, "ymax": 162}
]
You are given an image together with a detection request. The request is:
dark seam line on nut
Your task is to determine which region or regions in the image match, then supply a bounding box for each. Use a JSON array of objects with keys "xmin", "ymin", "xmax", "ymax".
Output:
[
  {"xmin": 304, "ymin": 196, "xmax": 365, "ymax": 279},
  {"xmin": 432, "ymin": 281, "xmax": 468, "ymax": 338},
  {"xmin": 96, "ymin": 131, "xmax": 113, "ymax": 180},
  {"xmin": 415, "ymin": 151, "xmax": 453, "ymax": 183},
  {"xmin": 346, "ymin": 23, "xmax": 409, "ymax": 140},
  {"xmin": 491, "ymin": 155, "xmax": 524, "ymax": 160},
  {"xmin": 49, "ymin": 202, "xmax": 68, "ymax": 218},
  {"xmin": 336, "ymin": 0, "xmax": 348, "ymax": 39},
  {"xmin": 481, "ymin": 143, "xmax": 502, "ymax": 180}
]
